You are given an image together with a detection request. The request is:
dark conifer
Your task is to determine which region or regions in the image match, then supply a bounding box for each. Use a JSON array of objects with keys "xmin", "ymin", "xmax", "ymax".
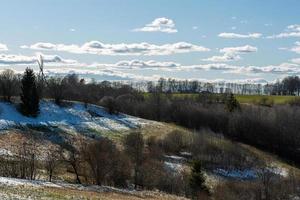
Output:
[{"xmin": 20, "ymin": 68, "xmax": 40, "ymax": 117}]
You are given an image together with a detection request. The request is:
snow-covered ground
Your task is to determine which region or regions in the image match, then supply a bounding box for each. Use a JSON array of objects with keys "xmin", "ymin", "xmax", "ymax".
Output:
[
  {"xmin": 0, "ymin": 101, "xmax": 150, "ymax": 134},
  {"xmin": 213, "ymin": 165, "xmax": 289, "ymax": 180}
]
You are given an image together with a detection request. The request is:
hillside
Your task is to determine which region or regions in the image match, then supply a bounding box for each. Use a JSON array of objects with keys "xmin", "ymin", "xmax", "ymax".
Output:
[
  {"xmin": 0, "ymin": 100, "xmax": 299, "ymax": 199},
  {"xmin": 0, "ymin": 100, "xmax": 152, "ymax": 135}
]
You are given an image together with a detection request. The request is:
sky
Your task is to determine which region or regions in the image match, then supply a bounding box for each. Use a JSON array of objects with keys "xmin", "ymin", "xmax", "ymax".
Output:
[{"xmin": 0, "ymin": 0, "xmax": 300, "ymax": 83}]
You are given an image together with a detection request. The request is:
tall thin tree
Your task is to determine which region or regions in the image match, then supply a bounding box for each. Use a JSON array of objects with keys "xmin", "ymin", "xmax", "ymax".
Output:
[{"xmin": 20, "ymin": 68, "xmax": 40, "ymax": 117}]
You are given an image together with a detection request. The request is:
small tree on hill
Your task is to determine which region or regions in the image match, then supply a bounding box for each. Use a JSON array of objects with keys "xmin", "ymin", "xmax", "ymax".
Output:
[
  {"xmin": 20, "ymin": 68, "xmax": 40, "ymax": 117},
  {"xmin": 225, "ymin": 93, "xmax": 240, "ymax": 112},
  {"xmin": 189, "ymin": 160, "xmax": 209, "ymax": 198}
]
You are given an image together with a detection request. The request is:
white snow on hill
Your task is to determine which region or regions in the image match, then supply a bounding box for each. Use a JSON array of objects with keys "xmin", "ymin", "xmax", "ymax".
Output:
[
  {"xmin": 0, "ymin": 176, "xmax": 136, "ymax": 196},
  {"xmin": 0, "ymin": 101, "xmax": 149, "ymax": 134}
]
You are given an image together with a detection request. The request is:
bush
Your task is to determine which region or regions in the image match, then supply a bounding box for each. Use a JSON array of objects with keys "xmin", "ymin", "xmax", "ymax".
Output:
[
  {"xmin": 162, "ymin": 130, "xmax": 188, "ymax": 153},
  {"xmin": 253, "ymin": 97, "xmax": 274, "ymax": 107},
  {"xmin": 99, "ymin": 96, "xmax": 119, "ymax": 115}
]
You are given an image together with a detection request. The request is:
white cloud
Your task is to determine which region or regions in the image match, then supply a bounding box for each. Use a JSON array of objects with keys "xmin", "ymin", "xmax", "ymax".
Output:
[
  {"xmin": 192, "ymin": 26, "xmax": 198, "ymax": 30},
  {"xmin": 44, "ymin": 67, "xmax": 165, "ymax": 82},
  {"xmin": 133, "ymin": 17, "xmax": 177, "ymax": 33},
  {"xmin": 220, "ymin": 45, "xmax": 257, "ymax": 54},
  {"xmin": 182, "ymin": 61, "xmax": 300, "ymax": 76},
  {"xmin": 0, "ymin": 53, "xmax": 77, "ymax": 65},
  {"xmin": 267, "ymin": 24, "xmax": 300, "ymax": 38},
  {"xmin": 230, "ymin": 63, "xmax": 300, "ymax": 75},
  {"xmin": 69, "ymin": 28, "xmax": 76, "ymax": 32},
  {"xmin": 202, "ymin": 54, "xmax": 241, "ymax": 62},
  {"xmin": 291, "ymin": 58, "xmax": 300, "ymax": 64},
  {"xmin": 280, "ymin": 41, "xmax": 300, "ymax": 54},
  {"xmin": 0, "ymin": 43, "xmax": 8, "ymax": 51},
  {"xmin": 185, "ymin": 63, "xmax": 238, "ymax": 71},
  {"xmin": 218, "ymin": 32, "xmax": 262, "ymax": 39},
  {"xmin": 291, "ymin": 41, "xmax": 300, "ymax": 54},
  {"xmin": 203, "ymin": 45, "xmax": 257, "ymax": 62},
  {"xmin": 115, "ymin": 60, "xmax": 180, "ymax": 69},
  {"xmin": 21, "ymin": 41, "xmax": 210, "ymax": 56}
]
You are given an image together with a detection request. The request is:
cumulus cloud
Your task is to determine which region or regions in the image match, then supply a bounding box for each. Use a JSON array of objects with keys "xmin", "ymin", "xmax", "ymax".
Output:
[
  {"xmin": 21, "ymin": 41, "xmax": 210, "ymax": 56},
  {"xmin": 230, "ymin": 63, "xmax": 300, "ymax": 75},
  {"xmin": 181, "ymin": 61, "xmax": 300, "ymax": 76},
  {"xmin": 44, "ymin": 67, "xmax": 164, "ymax": 82},
  {"xmin": 0, "ymin": 53, "xmax": 77, "ymax": 65},
  {"xmin": 220, "ymin": 45, "xmax": 257, "ymax": 54},
  {"xmin": 280, "ymin": 41, "xmax": 300, "ymax": 54},
  {"xmin": 203, "ymin": 45, "xmax": 257, "ymax": 62},
  {"xmin": 267, "ymin": 24, "xmax": 300, "ymax": 39},
  {"xmin": 218, "ymin": 32, "xmax": 262, "ymax": 39},
  {"xmin": 0, "ymin": 43, "xmax": 8, "ymax": 51},
  {"xmin": 115, "ymin": 60, "xmax": 180, "ymax": 69},
  {"xmin": 186, "ymin": 63, "xmax": 238, "ymax": 71},
  {"xmin": 133, "ymin": 17, "xmax": 177, "ymax": 33},
  {"xmin": 291, "ymin": 58, "xmax": 300, "ymax": 64},
  {"xmin": 291, "ymin": 41, "xmax": 300, "ymax": 54},
  {"xmin": 202, "ymin": 54, "xmax": 241, "ymax": 62}
]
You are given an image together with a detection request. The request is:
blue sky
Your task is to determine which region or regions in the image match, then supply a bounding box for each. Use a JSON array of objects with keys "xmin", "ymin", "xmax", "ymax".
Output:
[{"xmin": 0, "ymin": 0, "xmax": 300, "ymax": 83}]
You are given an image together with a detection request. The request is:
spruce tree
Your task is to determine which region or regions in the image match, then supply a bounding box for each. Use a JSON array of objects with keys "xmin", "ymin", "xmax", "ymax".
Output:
[
  {"xmin": 225, "ymin": 93, "xmax": 240, "ymax": 112},
  {"xmin": 20, "ymin": 68, "xmax": 40, "ymax": 117},
  {"xmin": 189, "ymin": 160, "xmax": 209, "ymax": 197}
]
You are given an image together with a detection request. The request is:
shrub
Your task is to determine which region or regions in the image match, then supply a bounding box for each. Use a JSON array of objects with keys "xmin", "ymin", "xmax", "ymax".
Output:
[{"xmin": 99, "ymin": 96, "xmax": 119, "ymax": 115}]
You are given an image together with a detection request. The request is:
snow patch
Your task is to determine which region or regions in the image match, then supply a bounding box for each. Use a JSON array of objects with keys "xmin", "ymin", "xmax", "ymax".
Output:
[
  {"xmin": 214, "ymin": 168, "xmax": 257, "ymax": 179},
  {"xmin": 164, "ymin": 161, "xmax": 183, "ymax": 172},
  {"xmin": 0, "ymin": 101, "xmax": 150, "ymax": 135}
]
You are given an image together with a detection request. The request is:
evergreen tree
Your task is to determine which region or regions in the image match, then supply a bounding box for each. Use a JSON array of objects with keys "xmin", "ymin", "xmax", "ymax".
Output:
[
  {"xmin": 189, "ymin": 160, "xmax": 209, "ymax": 198},
  {"xmin": 20, "ymin": 68, "xmax": 40, "ymax": 117},
  {"xmin": 225, "ymin": 93, "xmax": 240, "ymax": 112}
]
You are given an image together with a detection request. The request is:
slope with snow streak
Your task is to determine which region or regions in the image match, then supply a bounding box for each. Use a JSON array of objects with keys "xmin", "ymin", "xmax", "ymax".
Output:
[
  {"xmin": 0, "ymin": 101, "xmax": 150, "ymax": 134},
  {"xmin": 0, "ymin": 176, "xmax": 188, "ymax": 200}
]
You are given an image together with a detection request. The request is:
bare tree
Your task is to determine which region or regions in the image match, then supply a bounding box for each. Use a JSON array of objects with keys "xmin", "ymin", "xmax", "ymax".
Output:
[
  {"xmin": 18, "ymin": 141, "xmax": 38, "ymax": 180},
  {"xmin": 0, "ymin": 69, "xmax": 19, "ymax": 101},
  {"xmin": 47, "ymin": 76, "xmax": 65, "ymax": 105},
  {"xmin": 45, "ymin": 147, "xmax": 61, "ymax": 182},
  {"xmin": 100, "ymin": 96, "xmax": 119, "ymax": 115},
  {"xmin": 82, "ymin": 139, "xmax": 117, "ymax": 185},
  {"xmin": 123, "ymin": 131, "xmax": 144, "ymax": 189},
  {"xmin": 63, "ymin": 145, "xmax": 82, "ymax": 184}
]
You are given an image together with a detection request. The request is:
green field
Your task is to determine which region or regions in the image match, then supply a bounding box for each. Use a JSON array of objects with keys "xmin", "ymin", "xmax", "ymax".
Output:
[
  {"xmin": 143, "ymin": 93, "xmax": 300, "ymax": 105},
  {"xmin": 235, "ymin": 95, "xmax": 300, "ymax": 104}
]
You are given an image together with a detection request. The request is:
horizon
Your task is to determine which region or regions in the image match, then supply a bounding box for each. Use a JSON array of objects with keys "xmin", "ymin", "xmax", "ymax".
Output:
[{"xmin": 0, "ymin": 0, "xmax": 300, "ymax": 83}]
